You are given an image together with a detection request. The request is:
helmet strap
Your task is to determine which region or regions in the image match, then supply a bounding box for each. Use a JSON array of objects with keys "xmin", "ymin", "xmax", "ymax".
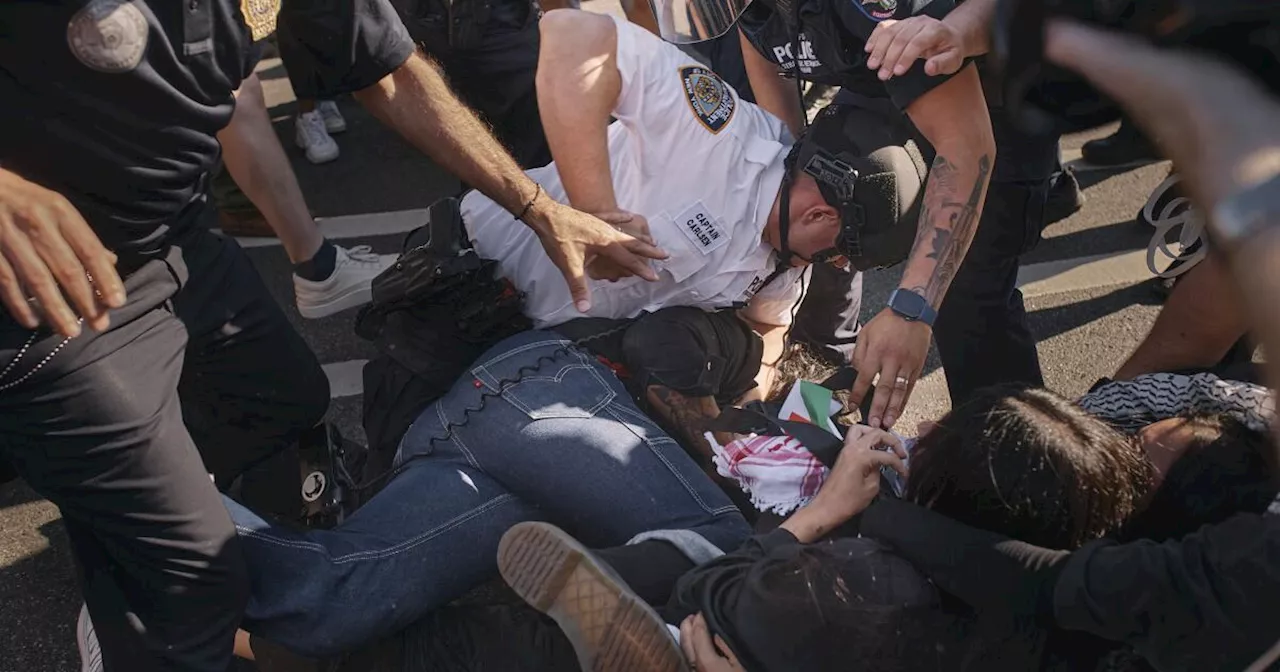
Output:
[{"xmin": 777, "ymin": 172, "xmax": 796, "ymax": 271}]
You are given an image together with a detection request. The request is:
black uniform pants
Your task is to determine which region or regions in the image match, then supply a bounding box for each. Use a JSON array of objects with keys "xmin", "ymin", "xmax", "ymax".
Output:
[
  {"xmin": 0, "ymin": 218, "xmax": 329, "ymax": 671},
  {"xmin": 934, "ymin": 110, "xmax": 1054, "ymax": 402},
  {"xmin": 392, "ymin": 0, "xmax": 551, "ymax": 168}
]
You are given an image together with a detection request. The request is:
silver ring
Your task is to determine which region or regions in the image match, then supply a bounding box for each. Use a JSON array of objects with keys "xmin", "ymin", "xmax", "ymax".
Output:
[{"xmin": 893, "ymin": 376, "xmax": 909, "ymax": 388}]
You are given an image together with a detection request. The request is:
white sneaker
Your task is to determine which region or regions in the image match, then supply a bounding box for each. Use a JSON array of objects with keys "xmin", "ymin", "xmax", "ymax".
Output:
[
  {"xmin": 294, "ymin": 244, "xmax": 398, "ymax": 319},
  {"xmin": 316, "ymin": 100, "xmax": 347, "ymax": 134},
  {"xmin": 77, "ymin": 604, "xmax": 102, "ymax": 672},
  {"xmin": 295, "ymin": 110, "xmax": 339, "ymax": 164}
]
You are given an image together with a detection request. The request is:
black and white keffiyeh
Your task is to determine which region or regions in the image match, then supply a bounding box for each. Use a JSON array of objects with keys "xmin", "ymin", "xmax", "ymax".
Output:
[{"xmin": 1079, "ymin": 372, "xmax": 1275, "ymax": 435}]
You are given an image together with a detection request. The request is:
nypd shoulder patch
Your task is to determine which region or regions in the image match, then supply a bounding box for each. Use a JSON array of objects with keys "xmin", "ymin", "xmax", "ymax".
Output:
[{"xmin": 680, "ymin": 66, "xmax": 736, "ymax": 134}]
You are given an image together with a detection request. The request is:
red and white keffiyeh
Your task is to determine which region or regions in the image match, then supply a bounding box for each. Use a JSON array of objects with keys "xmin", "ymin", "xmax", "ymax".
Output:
[{"xmin": 710, "ymin": 434, "xmax": 828, "ymax": 516}]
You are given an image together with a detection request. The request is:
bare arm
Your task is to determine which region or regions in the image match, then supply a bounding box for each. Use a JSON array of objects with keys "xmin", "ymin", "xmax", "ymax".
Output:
[
  {"xmin": 898, "ymin": 64, "xmax": 995, "ymax": 307},
  {"xmin": 353, "ymin": 53, "xmax": 544, "ymax": 220},
  {"xmin": 739, "ymin": 28, "xmax": 805, "ymax": 135},
  {"xmin": 536, "ymin": 10, "xmax": 623, "ymax": 215},
  {"xmin": 947, "ymin": 0, "xmax": 998, "ymax": 58},
  {"xmin": 646, "ymin": 384, "xmax": 725, "ymax": 478},
  {"xmin": 1114, "ymin": 254, "xmax": 1249, "ymax": 380},
  {"xmin": 850, "ymin": 63, "xmax": 994, "ymax": 428},
  {"xmin": 1041, "ymin": 20, "xmax": 1280, "ymax": 388},
  {"xmin": 218, "ymin": 74, "xmax": 322, "ymax": 265},
  {"xmin": 735, "ymin": 316, "xmax": 787, "ymax": 404},
  {"xmin": 353, "ymin": 51, "xmax": 665, "ymax": 310}
]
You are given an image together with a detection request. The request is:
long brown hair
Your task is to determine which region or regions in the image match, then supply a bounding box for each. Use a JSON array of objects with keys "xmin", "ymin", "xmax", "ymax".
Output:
[{"xmin": 905, "ymin": 385, "xmax": 1154, "ymax": 549}]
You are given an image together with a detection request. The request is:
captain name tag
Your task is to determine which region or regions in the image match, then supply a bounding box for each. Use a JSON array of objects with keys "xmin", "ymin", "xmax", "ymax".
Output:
[{"xmin": 674, "ymin": 202, "xmax": 729, "ymax": 256}]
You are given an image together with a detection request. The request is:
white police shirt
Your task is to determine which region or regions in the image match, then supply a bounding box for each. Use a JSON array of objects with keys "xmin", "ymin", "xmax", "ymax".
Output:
[{"xmin": 462, "ymin": 15, "xmax": 807, "ymax": 329}]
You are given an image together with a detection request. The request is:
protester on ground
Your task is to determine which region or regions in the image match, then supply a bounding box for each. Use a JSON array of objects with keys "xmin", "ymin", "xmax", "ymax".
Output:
[
  {"xmin": 226, "ymin": 324, "xmax": 1275, "ymax": 671},
  {"xmin": 229, "ymin": 329, "xmax": 753, "ymax": 658},
  {"xmin": 494, "ymin": 383, "xmax": 1154, "ymax": 671}
]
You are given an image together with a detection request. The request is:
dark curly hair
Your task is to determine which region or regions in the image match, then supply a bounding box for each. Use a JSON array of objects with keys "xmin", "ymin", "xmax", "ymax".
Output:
[{"xmin": 904, "ymin": 385, "xmax": 1154, "ymax": 549}]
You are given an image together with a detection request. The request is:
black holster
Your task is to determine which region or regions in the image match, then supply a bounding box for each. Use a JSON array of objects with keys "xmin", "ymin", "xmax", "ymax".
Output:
[{"xmin": 355, "ymin": 198, "xmax": 531, "ymax": 504}]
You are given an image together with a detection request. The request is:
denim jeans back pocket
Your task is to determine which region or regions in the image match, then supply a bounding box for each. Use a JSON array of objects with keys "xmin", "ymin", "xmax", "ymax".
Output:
[{"xmin": 473, "ymin": 343, "xmax": 616, "ymax": 420}]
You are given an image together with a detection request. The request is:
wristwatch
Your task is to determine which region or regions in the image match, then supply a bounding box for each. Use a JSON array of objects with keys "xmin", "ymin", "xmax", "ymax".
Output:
[
  {"xmin": 887, "ymin": 288, "xmax": 937, "ymax": 327},
  {"xmin": 1210, "ymin": 173, "xmax": 1280, "ymax": 253}
]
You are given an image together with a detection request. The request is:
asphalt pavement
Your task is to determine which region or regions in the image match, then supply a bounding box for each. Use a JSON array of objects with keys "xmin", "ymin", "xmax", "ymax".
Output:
[{"xmin": 0, "ymin": 21, "xmax": 1184, "ymax": 671}]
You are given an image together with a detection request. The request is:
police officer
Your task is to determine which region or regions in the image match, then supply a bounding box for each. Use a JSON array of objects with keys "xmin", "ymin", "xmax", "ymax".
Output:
[
  {"xmin": 648, "ymin": 0, "xmax": 1057, "ymax": 429},
  {"xmin": 0, "ymin": 1, "xmax": 663, "ymax": 669},
  {"xmin": 651, "ymin": 0, "xmax": 1018, "ymax": 429}
]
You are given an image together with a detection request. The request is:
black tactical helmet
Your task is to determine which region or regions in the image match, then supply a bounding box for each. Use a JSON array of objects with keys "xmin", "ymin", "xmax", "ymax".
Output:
[{"xmin": 781, "ymin": 104, "xmax": 927, "ymax": 271}]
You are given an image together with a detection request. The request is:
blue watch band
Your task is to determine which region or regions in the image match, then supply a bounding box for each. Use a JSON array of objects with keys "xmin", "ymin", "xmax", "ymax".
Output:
[{"xmin": 887, "ymin": 288, "xmax": 937, "ymax": 327}]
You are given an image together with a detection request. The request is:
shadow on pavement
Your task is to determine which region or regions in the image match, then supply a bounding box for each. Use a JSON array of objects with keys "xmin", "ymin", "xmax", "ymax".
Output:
[{"xmin": 914, "ymin": 281, "xmax": 1163, "ymax": 383}]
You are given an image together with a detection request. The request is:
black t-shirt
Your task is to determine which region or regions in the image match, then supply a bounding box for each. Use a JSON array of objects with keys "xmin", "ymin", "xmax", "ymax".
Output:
[
  {"xmin": 737, "ymin": 0, "xmax": 956, "ymax": 110},
  {"xmin": 0, "ymin": 0, "xmax": 414, "ymax": 256}
]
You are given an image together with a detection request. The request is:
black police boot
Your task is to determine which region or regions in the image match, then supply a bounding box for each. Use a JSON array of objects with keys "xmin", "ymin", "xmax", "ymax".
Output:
[
  {"xmin": 1080, "ymin": 120, "xmax": 1160, "ymax": 166},
  {"xmin": 1045, "ymin": 167, "xmax": 1085, "ymax": 224}
]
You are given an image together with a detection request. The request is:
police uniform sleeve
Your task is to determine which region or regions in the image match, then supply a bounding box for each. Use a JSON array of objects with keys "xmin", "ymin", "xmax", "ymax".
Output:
[
  {"xmin": 608, "ymin": 15, "xmax": 749, "ymax": 161},
  {"xmin": 276, "ymin": 0, "xmax": 416, "ymax": 99},
  {"xmin": 840, "ymin": 0, "xmax": 963, "ymax": 110}
]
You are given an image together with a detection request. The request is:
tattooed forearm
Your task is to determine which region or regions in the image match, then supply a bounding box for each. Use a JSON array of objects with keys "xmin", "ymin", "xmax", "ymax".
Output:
[
  {"xmin": 913, "ymin": 154, "xmax": 992, "ymax": 306},
  {"xmin": 646, "ymin": 385, "xmax": 720, "ymax": 467}
]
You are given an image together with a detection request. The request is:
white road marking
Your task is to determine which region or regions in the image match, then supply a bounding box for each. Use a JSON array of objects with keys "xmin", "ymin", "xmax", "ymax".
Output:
[
  {"xmin": 323, "ymin": 359, "xmax": 368, "ymax": 399},
  {"xmin": 229, "ymin": 208, "xmax": 432, "ymax": 248}
]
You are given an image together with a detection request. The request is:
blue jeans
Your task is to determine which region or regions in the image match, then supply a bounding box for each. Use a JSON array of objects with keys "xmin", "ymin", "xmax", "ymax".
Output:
[{"xmin": 227, "ymin": 330, "xmax": 750, "ymax": 656}]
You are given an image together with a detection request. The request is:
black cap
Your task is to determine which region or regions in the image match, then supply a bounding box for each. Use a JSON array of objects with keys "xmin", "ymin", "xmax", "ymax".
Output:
[{"xmin": 788, "ymin": 104, "xmax": 926, "ymax": 271}]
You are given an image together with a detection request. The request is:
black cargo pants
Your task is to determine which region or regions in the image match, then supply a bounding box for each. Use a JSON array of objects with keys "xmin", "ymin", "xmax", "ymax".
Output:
[{"xmin": 0, "ymin": 211, "xmax": 329, "ymax": 671}]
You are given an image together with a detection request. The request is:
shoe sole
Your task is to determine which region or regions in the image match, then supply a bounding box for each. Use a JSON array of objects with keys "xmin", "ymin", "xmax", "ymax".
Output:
[
  {"xmin": 296, "ymin": 284, "xmax": 372, "ymax": 319},
  {"xmin": 498, "ymin": 522, "xmax": 688, "ymax": 672},
  {"xmin": 77, "ymin": 607, "xmax": 101, "ymax": 672},
  {"xmin": 303, "ymin": 147, "xmax": 339, "ymax": 164}
]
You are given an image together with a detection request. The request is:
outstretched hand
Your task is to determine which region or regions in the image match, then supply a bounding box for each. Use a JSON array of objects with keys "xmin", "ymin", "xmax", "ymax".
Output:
[
  {"xmin": 850, "ymin": 309, "xmax": 932, "ymax": 429},
  {"xmin": 530, "ymin": 200, "xmax": 668, "ymax": 313},
  {"xmin": 586, "ymin": 210, "xmax": 657, "ymax": 282}
]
